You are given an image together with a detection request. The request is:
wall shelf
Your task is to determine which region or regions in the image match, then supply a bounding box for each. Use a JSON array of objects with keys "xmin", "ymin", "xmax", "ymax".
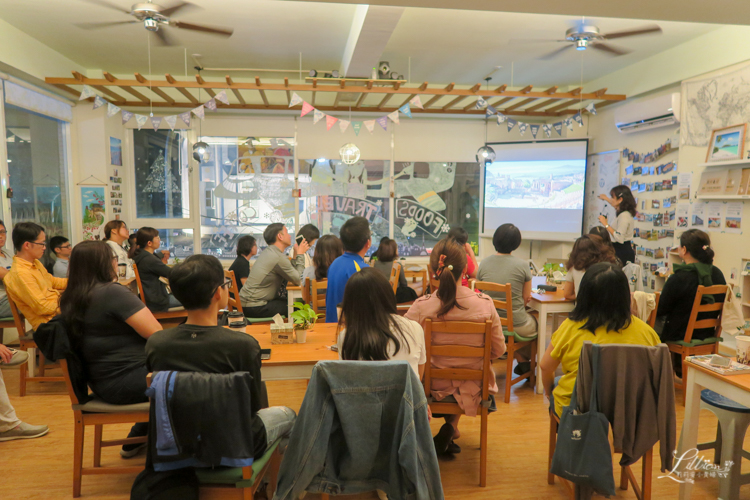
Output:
[
  {"xmin": 698, "ymin": 159, "xmax": 750, "ymax": 169},
  {"xmin": 695, "ymin": 194, "xmax": 750, "ymax": 200}
]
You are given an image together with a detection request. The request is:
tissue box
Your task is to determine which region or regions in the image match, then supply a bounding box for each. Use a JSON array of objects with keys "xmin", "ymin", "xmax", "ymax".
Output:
[{"xmin": 270, "ymin": 324, "xmax": 295, "ymax": 344}]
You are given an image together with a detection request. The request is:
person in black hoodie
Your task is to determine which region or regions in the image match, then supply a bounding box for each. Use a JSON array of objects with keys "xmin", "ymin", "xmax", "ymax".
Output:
[{"xmin": 129, "ymin": 227, "xmax": 181, "ymax": 312}]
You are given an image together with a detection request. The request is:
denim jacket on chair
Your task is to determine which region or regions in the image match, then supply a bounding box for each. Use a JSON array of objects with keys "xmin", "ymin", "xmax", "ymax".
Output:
[{"xmin": 272, "ymin": 360, "xmax": 444, "ymax": 500}]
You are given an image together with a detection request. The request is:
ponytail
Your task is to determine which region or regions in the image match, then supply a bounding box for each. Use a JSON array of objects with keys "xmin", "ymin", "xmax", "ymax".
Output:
[
  {"xmin": 430, "ymin": 239, "xmax": 467, "ymax": 318},
  {"xmin": 128, "ymin": 227, "xmax": 159, "ymax": 259}
]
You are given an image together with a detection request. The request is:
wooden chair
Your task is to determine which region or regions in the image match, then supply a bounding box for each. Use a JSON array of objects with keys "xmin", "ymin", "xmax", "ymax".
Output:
[
  {"xmin": 429, "ymin": 277, "xmax": 440, "ymax": 294},
  {"xmin": 225, "ymin": 269, "xmax": 242, "ymax": 312},
  {"xmin": 404, "ymin": 267, "xmax": 428, "ymax": 297},
  {"xmin": 62, "ymin": 359, "xmax": 149, "ymax": 498},
  {"xmin": 473, "ymin": 280, "xmax": 537, "ymax": 404},
  {"xmin": 132, "ymin": 262, "xmax": 188, "ymax": 320},
  {"xmin": 667, "ymin": 284, "xmax": 728, "ymax": 403},
  {"xmin": 311, "ymin": 279, "xmax": 327, "ymax": 317},
  {"xmin": 388, "ymin": 262, "xmax": 400, "ymax": 295},
  {"xmin": 7, "ymin": 294, "xmax": 63, "ymax": 396},
  {"xmin": 647, "ymin": 292, "xmax": 661, "ymax": 328},
  {"xmin": 423, "ymin": 318, "xmax": 493, "ymax": 487}
]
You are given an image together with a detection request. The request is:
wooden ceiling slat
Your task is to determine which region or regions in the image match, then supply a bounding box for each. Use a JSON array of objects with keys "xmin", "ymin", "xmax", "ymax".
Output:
[
  {"xmin": 525, "ymin": 99, "xmax": 557, "ymax": 112},
  {"xmin": 92, "ymin": 85, "xmax": 125, "ymax": 103},
  {"xmin": 196, "ymin": 75, "xmax": 217, "ymax": 99},
  {"xmin": 333, "ymin": 93, "xmax": 342, "ymax": 108},
  {"xmin": 463, "ymin": 100, "xmax": 481, "ymax": 111},
  {"xmin": 149, "ymin": 87, "xmax": 175, "ymax": 105},
  {"xmin": 422, "ymin": 95, "xmax": 442, "ymax": 109},
  {"xmin": 504, "ymin": 98, "xmax": 537, "ymax": 112},
  {"xmin": 442, "ymin": 96, "xmax": 469, "ymax": 110},
  {"xmin": 399, "ymin": 94, "xmax": 416, "ymax": 108},
  {"xmin": 547, "ymin": 100, "xmax": 576, "ymax": 113},
  {"xmin": 53, "ymin": 84, "xmax": 80, "ymax": 97},
  {"xmin": 226, "ymin": 76, "xmax": 245, "ymax": 105},
  {"xmin": 166, "ymin": 73, "xmax": 199, "ymax": 104},
  {"xmin": 489, "ymin": 96, "xmax": 515, "ymax": 108},
  {"xmin": 378, "ymin": 94, "xmax": 393, "ymax": 109}
]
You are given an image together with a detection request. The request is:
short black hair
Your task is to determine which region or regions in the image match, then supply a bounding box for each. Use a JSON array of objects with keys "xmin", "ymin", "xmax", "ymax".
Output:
[
  {"xmin": 339, "ymin": 217, "xmax": 371, "ymax": 253},
  {"xmin": 569, "ymin": 262, "xmax": 632, "ymax": 334},
  {"xmin": 50, "ymin": 236, "xmax": 70, "ymax": 255},
  {"xmin": 492, "ymin": 223, "xmax": 521, "ymax": 253},
  {"xmin": 263, "ymin": 223, "xmax": 285, "ymax": 246},
  {"xmin": 298, "ymin": 224, "xmax": 320, "ymax": 244},
  {"xmin": 447, "ymin": 227, "xmax": 469, "ymax": 246},
  {"xmin": 12, "ymin": 222, "xmax": 45, "ymax": 253},
  {"xmin": 169, "ymin": 255, "xmax": 225, "ymax": 310},
  {"xmin": 236, "ymin": 235, "xmax": 257, "ymax": 257}
]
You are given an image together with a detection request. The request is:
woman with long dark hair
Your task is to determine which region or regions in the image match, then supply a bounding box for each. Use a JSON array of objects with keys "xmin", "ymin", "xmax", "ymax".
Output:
[
  {"xmin": 405, "ymin": 238, "xmax": 505, "ymax": 455},
  {"xmin": 540, "ymin": 262, "xmax": 659, "ymax": 417},
  {"xmin": 301, "ymin": 234, "xmax": 343, "ymax": 283},
  {"xmin": 128, "ymin": 227, "xmax": 181, "ymax": 311},
  {"xmin": 61, "ymin": 241, "xmax": 162, "ymax": 456},
  {"xmin": 563, "ymin": 234, "xmax": 618, "ymax": 300},
  {"xmin": 598, "ymin": 184, "xmax": 637, "ymax": 265}
]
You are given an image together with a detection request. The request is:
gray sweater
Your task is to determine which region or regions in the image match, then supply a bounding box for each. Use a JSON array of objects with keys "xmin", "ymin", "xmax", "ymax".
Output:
[
  {"xmin": 372, "ymin": 259, "xmax": 407, "ymax": 288},
  {"xmin": 239, "ymin": 245, "xmax": 304, "ymax": 307}
]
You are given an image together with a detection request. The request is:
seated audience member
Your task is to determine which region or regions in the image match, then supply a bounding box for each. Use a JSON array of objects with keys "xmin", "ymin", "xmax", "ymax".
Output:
[
  {"xmin": 301, "ymin": 234, "xmax": 342, "ymax": 284},
  {"xmin": 0, "ymin": 220, "xmax": 14, "ymax": 318},
  {"xmin": 563, "ymin": 234, "xmax": 617, "ymax": 300},
  {"xmin": 0, "ymin": 344, "xmax": 48, "ymax": 441},
  {"xmin": 240, "ymin": 223, "xmax": 309, "ymax": 318},
  {"xmin": 229, "ymin": 235, "xmax": 257, "ymax": 291},
  {"xmin": 61, "ymin": 241, "xmax": 162, "ymax": 457},
  {"xmin": 477, "ymin": 223, "xmax": 536, "ymax": 375},
  {"xmin": 146, "ymin": 255, "xmax": 296, "ymax": 460},
  {"xmin": 325, "ymin": 217, "xmax": 371, "ymax": 323},
  {"xmin": 297, "ymin": 224, "xmax": 320, "ymax": 269},
  {"xmin": 405, "ymin": 238, "xmax": 506, "ymax": 455},
  {"xmin": 5, "ymin": 222, "xmax": 67, "ymax": 330},
  {"xmin": 655, "ymin": 229, "xmax": 726, "ymax": 345},
  {"xmin": 372, "ymin": 237, "xmax": 418, "ymax": 304},
  {"xmin": 446, "ymin": 227, "xmax": 477, "ymax": 287},
  {"xmin": 540, "ymin": 262, "xmax": 659, "ymax": 417},
  {"xmin": 589, "ymin": 226, "xmax": 622, "ymax": 266},
  {"xmin": 50, "ymin": 236, "xmax": 72, "ymax": 278},
  {"xmin": 338, "ymin": 267, "xmax": 425, "ymax": 377},
  {"xmin": 128, "ymin": 227, "xmax": 181, "ymax": 312},
  {"xmin": 103, "ymin": 220, "xmax": 134, "ymax": 278}
]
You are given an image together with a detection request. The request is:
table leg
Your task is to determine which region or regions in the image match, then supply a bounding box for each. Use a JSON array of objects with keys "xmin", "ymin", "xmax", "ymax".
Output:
[
  {"xmin": 287, "ymin": 294, "xmax": 294, "ymax": 325},
  {"xmin": 678, "ymin": 366, "xmax": 701, "ymax": 500},
  {"xmin": 535, "ymin": 305, "xmax": 547, "ymax": 394}
]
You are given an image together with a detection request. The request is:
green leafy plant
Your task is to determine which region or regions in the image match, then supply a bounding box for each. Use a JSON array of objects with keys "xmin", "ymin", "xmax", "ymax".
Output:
[
  {"xmin": 291, "ymin": 301, "xmax": 319, "ymax": 330},
  {"xmin": 470, "ymin": 241, "xmax": 479, "ymax": 256},
  {"xmin": 542, "ymin": 262, "xmax": 566, "ymax": 278}
]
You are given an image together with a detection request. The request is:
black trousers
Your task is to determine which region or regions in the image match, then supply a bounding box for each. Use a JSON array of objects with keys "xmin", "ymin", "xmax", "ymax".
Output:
[
  {"xmin": 90, "ymin": 365, "xmax": 149, "ymax": 439},
  {"xmin": 243, "ymin": 298, "xmax": 288, "ymax": 319},
  {"xmin": 613, "ymin": 241, "xmax": 635, "ymax": 267}
]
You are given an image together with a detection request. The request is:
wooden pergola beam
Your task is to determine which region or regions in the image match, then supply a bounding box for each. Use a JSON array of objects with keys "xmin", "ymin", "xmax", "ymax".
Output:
[
  {"xmin": 519, "ymin": 85, "xmax": 533, "ymax": 94},
  {"xmin": 129, "ymin": 73, "xmax": 175, "ymax": 104},
  {"xmin": 166, "ymin": 74, "xmax": 199, "ymax": 104},
  {"xmin": 489, "ymin": 97, "xmax": 515, "ymax": 109},
  {"xmin": 525, "ymin": 99, "xmax": 557, "ymax": 112},
  {"xmin": 378, "ymin": 93, "xmax": 393, "ymax": 109},
  {"xmin": 255, "ymin": 77, "xmax": 269, "ymax": 107},
  {"xmin": 355, "ymin": 93, "xmax": 367, "ymax": 108},
  {"xmin": 504, "ymin": 98, "xmax": 537, "ymax": 112},
  {"xmin": 442, "ymin": 95, "xmax": 469, "ymax": 110},
  {"xmin": 226, "ymin": 76, "xmax": 245, "ymax": 105},
  {"xmin": 547, "ymin": 100, "xmax": 576, "ymax": 114},
  {"xmin": 195, "ymin": 75, "xmax": 216, "ymax": 98}
]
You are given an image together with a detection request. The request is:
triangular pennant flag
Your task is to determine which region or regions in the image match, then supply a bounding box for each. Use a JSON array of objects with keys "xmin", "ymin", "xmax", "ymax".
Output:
[
  {"xmin": 554, "ymin": 122, "xmax": 563, "ymax": 136},
  {"xmin": 326, "ymin": 114, "xmax": 338, "ymax": 131},
  {"xmin": 79, "ymin": 85, "xmax": 95, "ymax": 100},
  {"xmin": 135, "ymin": 114, "xmax": 148, "ymax": 130},
  {"xmin": 215, "ymin": 90, "xmax": 230, "ymax": 105},
  {"xmin": 313, "ymin": 109, "xmax": 325, "ymax": 124},
  {"xmin": 363, "ymin": 120, "xmax": 375, "ymax": 133},
  {"xmin": 121, "ymin": 110, "xmax": 134, "ymax": 124},
  {"xmin": 518, "ymin": 123, "xmax": 528, "ymax": 136},
  {"xmin": 205, "ymin": 98, "xmax": 217, "ymax": 111},
  {"xmin": 410, "ymin": 95, "xmax": 423, "ymax": 109},
  {"xmin": 399, "ymin": 103, "xmax": 412, "ymax": 118},
  {"xmin": 573, "ymin": 113, "xmax": 583, "ymax": 126},
  {"xmin": 164, "ymin": 115, "xmax": 177, "ymax": 131},
  {"xmin": 339, "ymin": 119, "xmax": 350, "ymax": 133},
  {"xmin": 301, "ymin": 101, "xmax": 314, "ymax": 117},
  {"xmin": 376, "ymin": 116, "xmax": 388, "ymax": 131},
  {"xmin": 179, "ymin": 111, "xmax": 191, "ymax": 127},
  {"xmin": 388, "ymin": 110, "xmax": 399, "ymax": 124},
  {"xmin": 585, "ymin": 102, "xmax": 597, "ymax": 115},
  {"xmin": 192, "ymin": 105, "xmax": 205, "ymax": 120},
  {"xmin": 93, "ymin": 95, "xmax": 106, "ymax": 109},
  {"xmin": 474, "ymin": 97, "xmax": 487, "ymax": 110},
  {"xmin": 289, "ymin": 92, "xmax": 303, "ymax": 107},
  {"xmin": 507, "ymin": 118, "xmax": 517, "ymax": 132},
  {"xmin": 151, "ymin": 116, "xmax": 162, "ymax": 131},
  {"xmin": 496, "ymin": 114, "xmax": 506, "ymax": 124},
  {"xmin": 352, "ymin": 121, "xmax": 362, "ymax": 136},
  {"xmin": 530, "ymin": 124, "xmax": 540, "ymax": 138},
  {"xmin": 486, "ymin": 105, "xmax": 497, "ymax": 117},
  {"xmin": 107, "ymin": 103, "xmax": 121, "ymax": 118},
  {"xmin": 543, "ymin": 124, "xmax": 552, "ymax": 137},
  {"xmin": 565, "ymin": 118, "xmax": 574, "ymax": 131}
]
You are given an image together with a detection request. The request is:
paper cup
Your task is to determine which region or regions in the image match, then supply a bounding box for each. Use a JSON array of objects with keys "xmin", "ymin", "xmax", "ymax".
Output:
[
  {"xmin": 296, "ymin": 329, "xmax": 307, "ymax": 343},
  {"xmin": 736, "ymin": 335, "xmax": 750, "ymax": 365}
]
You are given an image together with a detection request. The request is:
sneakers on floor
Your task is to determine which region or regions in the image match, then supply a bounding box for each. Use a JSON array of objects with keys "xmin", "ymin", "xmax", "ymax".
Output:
[
  {"xmin": 120, "ymin": 442, "xmax": 147, "ymax": 458},
  {"xmin": 0, "ymin": 422, "xmax": 49, "ymax": 441}
]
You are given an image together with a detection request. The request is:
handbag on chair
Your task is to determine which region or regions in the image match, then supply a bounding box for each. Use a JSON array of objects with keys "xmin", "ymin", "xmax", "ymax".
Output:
[{"xmin": 550, "ymin": 344, "xmax": 616, "ymax": 497}]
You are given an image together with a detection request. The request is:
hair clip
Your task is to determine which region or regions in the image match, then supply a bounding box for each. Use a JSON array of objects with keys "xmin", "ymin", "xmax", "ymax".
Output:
[
  {"xmin": 702, "ymin": 245, "xmax": 709, "ymax": 250},
  {"xmin": 447, "ymin": 264, "xmax": 453, "ymax": 271}
]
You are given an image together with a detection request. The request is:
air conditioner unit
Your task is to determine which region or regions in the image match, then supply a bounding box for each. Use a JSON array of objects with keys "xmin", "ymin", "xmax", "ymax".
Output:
[{"xmin": 614, "ymin": 92, "xmax": 680, "ymax": 134}]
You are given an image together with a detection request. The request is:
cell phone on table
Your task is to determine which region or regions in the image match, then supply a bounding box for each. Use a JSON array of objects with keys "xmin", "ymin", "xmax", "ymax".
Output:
[
  {"xmin": 260, "ymin": 348, "xmax": 271, "ymax": 360},
  {"xmin": 709, "ymin": 355, "xmax": 731, "ymax": 367}
]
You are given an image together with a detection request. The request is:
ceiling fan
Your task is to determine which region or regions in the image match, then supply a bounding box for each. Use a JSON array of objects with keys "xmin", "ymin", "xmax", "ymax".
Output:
[
  {"xmin": 512, "ymin": 22, "xmax": 662, "ymax": 60},
  {"xmin": 75, "ymin": 0, "xmax": 234, "ymax": 46}
]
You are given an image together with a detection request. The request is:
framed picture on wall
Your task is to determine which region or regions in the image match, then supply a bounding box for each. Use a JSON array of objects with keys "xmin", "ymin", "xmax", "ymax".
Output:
[{"xmin": 706, "ymin": 123, "xmax": 747, "ymax": 163}]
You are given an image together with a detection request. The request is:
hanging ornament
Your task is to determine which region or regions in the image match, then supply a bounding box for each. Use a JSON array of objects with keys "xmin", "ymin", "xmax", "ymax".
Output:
[
  {"xmin": 476, "ymin": 146, "xmax": 496, "ymax": 165},
  {"xmin": 339, "ymin": 143, "xmax": 361, "ymax": 165},
  {"xmin": 192, "ymin": 141, "xmax": 210, "ymax": 162}
]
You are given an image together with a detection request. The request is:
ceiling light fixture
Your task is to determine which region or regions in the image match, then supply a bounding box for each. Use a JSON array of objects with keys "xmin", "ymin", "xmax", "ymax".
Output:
[
  {"xmin": 192, "ymin": 69, "xmax": 211, "ymax": 163},
  {"xmin": 476, "ymin": 77, "xmax": 496, "ymax": 166},
  {"xmin": 340, "ymin": 143, "xmax": 361, "ymax": 165}
]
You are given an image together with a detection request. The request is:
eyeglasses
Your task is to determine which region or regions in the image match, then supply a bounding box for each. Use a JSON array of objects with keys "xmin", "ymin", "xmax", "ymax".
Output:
[
  {"xmin": 58, "ymin": 244, "xmax": 72, "ymax": 249},
  {"xmin": 29, "ymin": 241, "xmax": 47, "ymax": 248},
  {"xmin": 211, "ymin": 278, "xmax": 233, "ymax": 296},
  {"xmin": 0, "ymin": 231, "xmax": 7, "ymax": 235}
]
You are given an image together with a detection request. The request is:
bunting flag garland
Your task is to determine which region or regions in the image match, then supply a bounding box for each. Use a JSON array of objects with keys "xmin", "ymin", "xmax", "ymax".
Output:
[
  {"xmin": 215, "ymin": 90, "xmax": 230, "ymax": 105},
  {"xmin": 585, "ymin": 103, "xmax": 597, "ymax": 115},
  {"xmin": 122, "ymin": 109, "xmax": 134, "ymax": 124},
  {"xmin": 565, "ymin": 118, "xmax": 574, "ymax": 131},
  {"xmin": 353, "ymin": 121, "xmax": 362, "ymax": 136},
  {"xmin": 300, "ymin": 102, "xmax": 314, "ymax": 117},
  {"xmin": 388, "ymin": 110, "xmax": 399, "ymax": 124},
  {"xmin": 573, "ymin": 113, "xmax": 583, "ymax": 126},
  {"xmin": 474, "ymin": 97, "xmax": 487, "ymax": 110},
  {"xmin": 325, "ymin": 114, "xmax": 338, "ymax": 131},
  {"xmin": 135, "ymin": 114, "xmax": 149, "ymax": 130},
  {"xmin": 507, "ymin": 118, "xmax": 517, "ymax": 132},
  {"xmin": 339, "ymin": 119, "xmax": 350, "ymax": 133},
  {"xmin": 496, "ymin": 114, "xmax": 506, "ymax": 124},
  {"xmin": 553, "ymin": 122, "xmax": 563, "ymax": 136},
  {"xmin": 376, "ymin": 116, "xmax": 388, "ymax": 131},
  {"xmin": 93, "ymin": 95, "xmax": 106, "ymax": 109},
  {"xmin": 399, "ymin": 103, "xmax": 412, "ymax": 117},
  {"xmin": 204, "ymin": 98, "xmax": 217, "ymax": 111},
  {"xmin": 530, "ymin": 124, "xmax": 540, "ymax": 138},
  {"xmin": 486, "ymin": 105, "xmax": 497, "ymax": 117},
  {"xmin": 179, "ymin": 111, "xmax": 191, "ymax": 127},
  {"xmin": 79, "ymin": 85, "xmax": 95, "ymax": 100},
  {"xmin": 410, "ymin": 95, "xmax": 423, "ymax": 109},
  {"xmin": 542, "ymin": 124, "xmax": 552, "ymax": 137},
  {"xmin": 313, "ymin": 109, "xmax": 325, "ymax": 124},
  {"xmin": 151, "ymin": 116, "xmax": 162, "ymax": 131},
  {"xmin": 164, "ymin": 114, "xmax": 177, "ymax": 131},
  {"xmin": 192, "ymin": 105, "xmax": 205, "ymax": 120},
  {"xmin": 363, "ymin": 120, "xmax": 375, "ymax": 133},
  {"xmin": 107, "ymin": 103, "xmax": 121, "ymax": 118},
  {"xmin": 289, "ymin": 92, "xmax": 303, "ymax": 107},
  {"xmin": 518, "ymin": 122, "xmax": 528, "ymax": 136}
]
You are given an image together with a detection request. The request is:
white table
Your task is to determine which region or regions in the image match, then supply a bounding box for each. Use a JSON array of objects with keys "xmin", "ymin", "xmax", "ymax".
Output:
[
  {"xmin": 678, "ymin": 360, "xmax": 750, "ymax": 499},
  {"xmin": 287, "ymin": 285, "xmax": 303, "ymax": 324},
  {"xmin": 527, "ymin": 289, "xmax": 576, "ymax": 394}
]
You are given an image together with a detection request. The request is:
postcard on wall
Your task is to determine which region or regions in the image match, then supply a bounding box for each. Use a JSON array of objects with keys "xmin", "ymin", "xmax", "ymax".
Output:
[
  {"xmin": 678, "ymin": 172, "xmax": 692, "ymax": 200},
  {"xmin": 691, "ymin": 202, "xmax": 706, "ymax": 228},
  {"xmin": 738, "ymin": 169, "xmax": 750, "ymax": 196},
  {"xmin": 725, "ymin": 168, "xmax": 743, "ymax": 195},
  {"xmin": 109, "ymin": 137, "xmax": 122, "ymax": 166},
  {"xmin": 725, "ymin": 201, "xmax": 743, "ymax": 234},
  {"xmin": 697, "ymin": 170, "xmax": 727, "ymax": 196},
  {"xmin": 706, "ymin": 202, "xmax": 723, "ymax": 232}
]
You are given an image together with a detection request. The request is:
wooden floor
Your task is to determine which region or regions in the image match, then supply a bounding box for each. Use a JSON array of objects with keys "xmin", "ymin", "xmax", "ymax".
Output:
[{"xmin": 1, "ymin": 361, "xmax": 744, "ymax": 500}]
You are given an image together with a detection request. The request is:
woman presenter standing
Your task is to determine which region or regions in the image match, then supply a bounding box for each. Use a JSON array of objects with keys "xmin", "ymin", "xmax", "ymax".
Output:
[{"xmin": 598, "ymin": 184, "xmax": 636, "ymax": 266}]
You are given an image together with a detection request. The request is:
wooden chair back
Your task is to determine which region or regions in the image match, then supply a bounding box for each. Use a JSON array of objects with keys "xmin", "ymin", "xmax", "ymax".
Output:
[
  {"xmin": 471, "ymin": 281, "xmax": 514, "ymax": 332},
  {"xmin": 7, "ymin": 293, "xmax": 29, "ymax": 337},
  {"xmin": 60, "ymin": 358, "xmax": 81, "ymax": 405},
  {"xmin": 132, "ymin": 262, "xmax": 187, "ymax": 320},
  {"xmin": 404, "ymin": 267, "xmax": 428, "ymax": 297},
  {"xmin": 647, "ymin": 292, "xmax": 661, "ymax": 328},
  {"xmin": 224, "ymin": 269, "xmax": 242, "ymax": 312},
  {"xmin": 311, "ymin": 279, "xmax": 327, "ymax": 316},
  {"xmin": 301, "ymin": 277, "xmax": 312, "ymax": 305},
  {"xmin": 429, "ymin": 276, "xmax": 440, "ymax": 294},
  {"xmin": 683, "ymin": 285, "xmax": 728, "ymax": 343},
  {"xmin": 389, "ymin": 263, "xmax": 400, "ymax": 295},
  {"xmin": 132, "ymin": 262, "xmax": 147, "ymax": 306}
]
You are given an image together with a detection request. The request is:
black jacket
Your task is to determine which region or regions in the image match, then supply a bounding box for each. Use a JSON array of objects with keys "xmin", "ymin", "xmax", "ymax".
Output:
[
  {"xmin": 133, "ymin": 250, "xmax": 172, "ymax": 312},
  {"xmin": 34, "ymin": 315, "xmax": 90, "ymax": 403}
]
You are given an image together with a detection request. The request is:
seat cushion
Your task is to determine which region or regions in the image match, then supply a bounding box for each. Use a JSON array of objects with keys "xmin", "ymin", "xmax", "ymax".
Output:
[
  {"xmin": 246, "ymin": 316, "xmax": 279, "ymax": 324},
  {"xmin": 667, "ymin": 337, "xmax": 723, "ymax": 348},
  {"xmin": 194, "ymin": 439, "xmax": 280, "ymax": 488},
  {"xmin": 701, "ymin": 389, "xmax": 750, "ymax": 413},
  {"xmin": 72, "ymin": 397, "xmax": 150, "ymax": 413},
  {"xmin": 0, "ymin": 316, "xmax": 15, "ymax": 323},
  {"xmin": 505, "ymin": 331, "xmax": 538, "ymax": 343}
]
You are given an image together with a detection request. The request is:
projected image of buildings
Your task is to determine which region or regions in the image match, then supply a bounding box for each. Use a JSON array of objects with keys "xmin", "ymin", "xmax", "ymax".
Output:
[{"xmin": 485, "ymin": 160, "xmax": 585, "ymax": 209}]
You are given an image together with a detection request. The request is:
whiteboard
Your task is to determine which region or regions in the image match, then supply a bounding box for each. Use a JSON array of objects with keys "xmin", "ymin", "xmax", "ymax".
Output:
[{"xmin": 584, "ymin": 150, "xmax": 621, "ymax": 234}]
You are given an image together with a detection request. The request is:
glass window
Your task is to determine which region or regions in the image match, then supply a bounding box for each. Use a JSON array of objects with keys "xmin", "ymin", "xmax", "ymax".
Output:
[
  {"xmin": 133, "ymin": 129, "xmax": 189, "ymax": 219},
  {"xmin": 198, "ymin": 137, "xmax": 295, "ymax": 258},
  {"xmin": 300, "ymin": 159, "xmax": 389, "ymax": 257},
  {"xmin": 156, "ymin": 228, "xmax": 194, "ymax": 260},
  {"xmin": 5, "ymin": 104, "xmax": 70, "ymax": 238}
]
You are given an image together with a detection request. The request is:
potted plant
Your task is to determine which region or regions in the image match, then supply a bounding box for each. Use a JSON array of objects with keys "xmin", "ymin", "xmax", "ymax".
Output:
[
  {"xmin": 291, "ymin": 301, "xmax": 319, "ymax": 343},
  {"xmin": 542, "ymin": 263, "xmax": 566, "ymax": 284}
]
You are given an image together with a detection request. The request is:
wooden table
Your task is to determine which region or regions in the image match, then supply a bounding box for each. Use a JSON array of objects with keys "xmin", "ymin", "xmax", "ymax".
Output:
[
  {"xmin": 678, "ymin": 359, "xmax": 750, "ymax": 499},
  {"xmin": 244, "ymin": 322, "xmax": 339, "ymax": 381},
  {"xmin": 527, "ymin": 289, "xmax": 576, "ymax": 394}
]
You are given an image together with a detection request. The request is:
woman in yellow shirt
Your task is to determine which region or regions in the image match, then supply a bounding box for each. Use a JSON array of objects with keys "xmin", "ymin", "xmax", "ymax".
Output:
[{"xmin": 540, "ymin": 262, "xmax": 660, "ymax": 417}]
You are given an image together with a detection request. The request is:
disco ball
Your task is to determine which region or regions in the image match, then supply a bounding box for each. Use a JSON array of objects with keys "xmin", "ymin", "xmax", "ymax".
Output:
[{"xmin": 339, "ymin": 143, "xmax": 361, "ymax": 165}]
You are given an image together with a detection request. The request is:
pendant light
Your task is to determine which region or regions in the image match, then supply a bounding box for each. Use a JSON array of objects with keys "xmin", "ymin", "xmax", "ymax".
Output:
[
  {"xmin": 339, "ymin": 106, "xmax": 360, "ymax": 164},
  {"xmin": 192, "ymin": 70, "xmax": 211, "ymax": 163},
  {"xmin": 476, "ymin": 77, "xmax": 495, "ymax": 166}
]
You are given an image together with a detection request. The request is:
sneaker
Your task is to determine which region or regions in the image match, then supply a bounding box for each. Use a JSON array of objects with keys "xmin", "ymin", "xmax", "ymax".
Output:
[
  {"xmin": 433, "ymin": 423, "xmax": 454, "ymax": 455},
  {"xmin": 446, "ymin": 440, "xmax": 461, "ymax": 454},
  {"xmin": 0, "ymin": 422, "xmax": 49, "ymax": 441},
  {"xmin": 513, "ymin": 361, "xmax": 531, "ymax": 376},
  {"xmin": 0, "ymin": 349, "xmax": 29, "ymax": 368},
  {"xmin": 120, "ymin": 442, "xmax": 147, "ymax": 458}
]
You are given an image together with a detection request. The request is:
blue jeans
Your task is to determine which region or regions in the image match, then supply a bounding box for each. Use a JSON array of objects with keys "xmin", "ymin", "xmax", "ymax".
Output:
[
  {"xmin": 257, "ymin": 406, "xmax": 296, "ymax": 449},
  {"xmin": 0, "ymin": 295, "xmax": 11, "ymax": 319}
]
